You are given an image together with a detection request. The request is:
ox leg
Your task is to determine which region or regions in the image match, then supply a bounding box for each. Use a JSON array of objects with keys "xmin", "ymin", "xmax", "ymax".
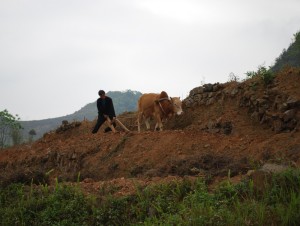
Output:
[
  {"xmin": 158, "ymin": 122, "xmax": 163, "ymax": 131},
  {"xmin": 154, "ymin": 117, "xmax": 163, "ymax": 131},
  {"xmin": 137, "ymin": 112, "xmax": 146, "ymax": 133},
  {"xmin": 154, "ymin": 122, "xmax": 159, "ymax": 131},
  {"xmin": 137, "ymin": 121, "xmax": 140, "ymax": 133},
  {"xmin": 145, "ymin": 118, "xmax": 151, "ymax": 130},
  {"xmin": 137, "ymin": 112, "xmax": 141, "ymax": 133}
]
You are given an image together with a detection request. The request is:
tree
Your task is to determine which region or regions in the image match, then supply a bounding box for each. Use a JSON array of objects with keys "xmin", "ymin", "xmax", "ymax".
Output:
[
  {"xmin": 11, "ymin": 127, "xmax": 23, "ymax": 146},
  {"xmin": 271, "ymin": 31, "xmax": 300, "ymax": 72},
  {"xmin": 0, "ymin": 109, "xmax": 22, "ymax": 149},
  {"xmin": 28, "ymin": 129, "xmax": 37, "ymax": 143}
]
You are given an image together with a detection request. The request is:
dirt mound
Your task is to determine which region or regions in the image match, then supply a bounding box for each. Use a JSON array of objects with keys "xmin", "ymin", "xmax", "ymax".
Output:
[{"xmin": 1, "ymin": 67, "xmax": 300, "ymax": 196}]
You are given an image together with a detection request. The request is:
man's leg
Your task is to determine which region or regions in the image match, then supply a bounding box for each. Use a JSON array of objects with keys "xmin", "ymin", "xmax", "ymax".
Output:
[{"xmin": 92, "ymin": 115, "xmax": 105, "ymax": 134}]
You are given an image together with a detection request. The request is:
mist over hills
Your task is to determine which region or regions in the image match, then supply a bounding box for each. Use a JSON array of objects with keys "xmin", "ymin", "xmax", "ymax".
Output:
[{"xmin": 21, "ymin": 90, "xmax": 142, "ymax": 140}]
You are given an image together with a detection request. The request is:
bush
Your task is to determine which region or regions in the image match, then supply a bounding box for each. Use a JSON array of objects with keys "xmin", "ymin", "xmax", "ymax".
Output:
[
  {"xmin": 0, "ymin": 182, "xmax": 92, "ymax": 226},
  {"xmin": 1, "ymin": 170, "xmax": 300, "ymax": 225},
  {"xmin": 246, "ymin": 65, "xmax": 275, "ymax": 86}
]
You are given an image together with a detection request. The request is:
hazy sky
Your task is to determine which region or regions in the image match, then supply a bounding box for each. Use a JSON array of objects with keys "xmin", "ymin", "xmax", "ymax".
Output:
[{"xmin": 1, "ymin": 0, "xmax": 300, "ymax": 120}]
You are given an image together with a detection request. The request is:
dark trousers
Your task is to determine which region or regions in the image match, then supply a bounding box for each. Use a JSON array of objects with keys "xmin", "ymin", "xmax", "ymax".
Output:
[{"xmin": 92, "ymin": 114, "xmax": 116, "ymax": 134}]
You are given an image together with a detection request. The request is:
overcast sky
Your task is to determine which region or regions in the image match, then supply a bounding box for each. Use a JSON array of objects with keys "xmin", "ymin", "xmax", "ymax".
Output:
[{"xmin": 1, "ymin": 0, "xmax": 300, "ymax": 120}]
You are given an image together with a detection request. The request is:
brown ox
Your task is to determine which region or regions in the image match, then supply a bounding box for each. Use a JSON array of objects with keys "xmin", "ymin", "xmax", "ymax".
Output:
[{"xmin": 137, "ymin": 91, "xmax": 183, "ymax": 132}]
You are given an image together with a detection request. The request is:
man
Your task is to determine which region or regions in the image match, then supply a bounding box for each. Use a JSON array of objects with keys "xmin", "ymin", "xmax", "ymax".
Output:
[{"xmin": 92, "ymin": 90, "xmax": 116, "ymax": 134}]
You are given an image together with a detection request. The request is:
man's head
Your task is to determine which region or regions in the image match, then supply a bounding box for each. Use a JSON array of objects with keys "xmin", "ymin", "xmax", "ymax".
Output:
[{"xmin": 98, "ymin": 90, "xmax": 105, "ymax": 98}]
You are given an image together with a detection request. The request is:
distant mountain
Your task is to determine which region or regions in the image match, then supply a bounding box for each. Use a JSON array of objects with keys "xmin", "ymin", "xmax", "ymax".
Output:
[
  {"xmin": 21, "ymin": 90, "xmax": 142, "ymax": 140},
  {"xmin": 271, "ymin": 31, "xmax": 300, "ymax": 72}
]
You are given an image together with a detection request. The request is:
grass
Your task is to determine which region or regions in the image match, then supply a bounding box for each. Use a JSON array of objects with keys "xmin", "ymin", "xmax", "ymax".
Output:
[{"xmin": 1, "ymin": 168, "xmax": 300, "ymax": 225}]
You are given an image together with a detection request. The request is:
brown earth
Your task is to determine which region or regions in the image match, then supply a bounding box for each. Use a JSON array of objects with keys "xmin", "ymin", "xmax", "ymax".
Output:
[{"xmin": 1, "ymin": 67, "xmax": 300, "ymax": 197}]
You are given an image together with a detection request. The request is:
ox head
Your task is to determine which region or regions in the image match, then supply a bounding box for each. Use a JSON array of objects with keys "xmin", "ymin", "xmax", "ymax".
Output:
[{"xmin": 170, "ymin": 97, "xmax": 183, "ymax": 115}]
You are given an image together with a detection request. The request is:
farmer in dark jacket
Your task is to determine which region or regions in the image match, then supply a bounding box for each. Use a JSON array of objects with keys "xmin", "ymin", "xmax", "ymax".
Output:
[{"xmin": 92, "ymin": 90, "xmax": 116, "ymax": 134}]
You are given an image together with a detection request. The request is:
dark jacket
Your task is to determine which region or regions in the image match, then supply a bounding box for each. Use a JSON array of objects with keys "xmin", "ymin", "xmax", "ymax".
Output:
[{"xmin": 96, "ymin": 96, "xmax": 116, "ymax": 117}]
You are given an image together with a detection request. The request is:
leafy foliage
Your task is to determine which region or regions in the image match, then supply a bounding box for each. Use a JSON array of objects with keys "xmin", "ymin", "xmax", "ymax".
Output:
[
  {"xmin": 1, "ymin": 169, "xmax": 300, "ymax": 225},
  {"xmin": 0, "ymin": 109, "xmax": 22, "ymax": 149},
  {"xmin": 11, "ymin": 127, "xmax": 23, "ymax": 146},
  {"xmin": 246, "ymin": 65, "xmax": 275, "ymax": 86},
  {"xmin": 271, "ymin": 31, "xmax": 300, "ymax": 72},
  {"xmin": 28, "ymin": 129, "xmax": 37, "ymax": 143}
]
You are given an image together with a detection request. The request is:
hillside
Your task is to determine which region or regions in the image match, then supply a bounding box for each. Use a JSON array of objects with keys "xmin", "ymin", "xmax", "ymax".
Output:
[
  {"xmin": 1, "ymin": 67, "xmax": 299, "ymax": 196},
  {"xmin": 20, "ymin": 90, "xmax": 142, "ymax": 141},
  {"xmin": 271, "ymin": 31, "xmax": 300, "ymax": 72}
]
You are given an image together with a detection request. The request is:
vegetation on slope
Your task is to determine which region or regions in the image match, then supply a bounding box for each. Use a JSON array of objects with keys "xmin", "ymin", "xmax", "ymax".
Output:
[
  {"xmin": 1, "ymin": 169, "xmax": 300, "ymax": 225},
  {"xmin": 271, "ymin": 31, "xmax": 300, "ymax": 72}
]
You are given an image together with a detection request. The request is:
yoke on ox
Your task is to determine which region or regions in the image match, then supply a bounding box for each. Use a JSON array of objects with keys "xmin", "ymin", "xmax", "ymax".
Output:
[{"xmin": 137, "ymin": 91, "xmax": 183, "ymax": 132}]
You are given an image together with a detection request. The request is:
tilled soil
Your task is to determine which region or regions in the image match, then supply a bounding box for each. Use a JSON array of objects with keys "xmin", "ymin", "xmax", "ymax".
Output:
[{"xmin": 1, "ymin": 67, "xmax": 300, "ymax": 197}]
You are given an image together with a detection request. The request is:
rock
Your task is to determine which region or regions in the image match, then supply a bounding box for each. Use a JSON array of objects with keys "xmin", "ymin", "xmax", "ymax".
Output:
[
  {"xmin": 203, "ymin": 83, "xmax": 213, "ymax": 92},
  {"xmin": 284, "ymin": 118, "xmax": 298, "ymax": 132},
  {"xmin": 267, "ymin": 87, "xmax": 279, "ymax": 96},
  {"xmin": 279, "ymin": 103, "xmax": 289, "ymax": 112},
  {"xmin": 286, "ymin": 97, "xmax": 300, "ymax": 108},
  {"xmin": 248, "ymin": 163, "xmax": 289, "ymax": 193},
  {"xmin": 83, "ymin": 178, "xmax": 94, "ymax": 183},
  {"xmin": 251, "ymin": 112, "xmax": 259, "ymax": 122},
  {"xmin": 189, "ymin": 86, "xmax": 204, "ymax": 96},
  {"xmin": 272, "ymin": 119, "xmax": 283, "ymax": 133},
  {"xmin": 189, "ymin": 167, "xmax": 201, "ymax": 174},
  {"xmin": 222, "ymin": 121, "xmax": 232, "ymax": 135},
  {"xmin": 194, "ymin": 94, "xmax": 203, "ymax": 102},
  {"xmin": 213, "ymin": 83, "xmax": 224, "ymax": 92},
  {"xmin": 231, "ymin": 88, "xmax": 239, "ymax": 97},
  {"xmin": 206, "ymin": 120, "xmax": 215, "ymax": 130},
  {"xmin": 183, "ymin": 98, "xmax": 194, "ymax": 108},
  {"xmin": 261, "ymin": 163, "xmax": 288, "ymax": 173},
  {"xmin": 206, "ymin": 97, "xmax": 216, "ymax": 105},
  {"xmin": 213, "ymin": 84, "xmax": 220, "ymax": 92},
  {"xmin": 283, "ymin": 109, "xmax": 297, "ymax": 122},
  {"xmin": 256, "ymin": 98, "xmax": 267, "ymax": 106},
  {"xmin": 272, "ymin": 95, "xmax": 282, "ymax": 110},
  {"xmin": 70, "ymin": 152, "xmax": 77, "ymax": 160}
]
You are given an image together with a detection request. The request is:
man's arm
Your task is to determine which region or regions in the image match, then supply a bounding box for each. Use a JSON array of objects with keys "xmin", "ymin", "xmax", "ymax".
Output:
[
  {"xmin": 96, "ymin": 99, "xmax": 104, "ymax": 115},
  {"xmin": 110, "ymin": 99, "xmax": 116, "ymax": 117},
  {"xmin": 107, "ymin": 97, "xmax": 116, "ymax": 117}
]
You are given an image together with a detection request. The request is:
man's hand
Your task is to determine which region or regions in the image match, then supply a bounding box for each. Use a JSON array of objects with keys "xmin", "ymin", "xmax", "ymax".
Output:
[{"xmin": 104, "ymin": 115, "xmax": 116, "ymax": 124}]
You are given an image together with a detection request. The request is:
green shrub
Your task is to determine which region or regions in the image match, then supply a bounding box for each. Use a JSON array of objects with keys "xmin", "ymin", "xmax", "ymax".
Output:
[
  {"xmin": 0, "ymin": 183, "xmax": 92, "ymax": 226},
  {"xmin": 1, "ymin": 170, "xmax": 300, "ymax": 225},
  {"xmin": 246, "ymin": 65, "xmax": 275, "ymax": 86}
]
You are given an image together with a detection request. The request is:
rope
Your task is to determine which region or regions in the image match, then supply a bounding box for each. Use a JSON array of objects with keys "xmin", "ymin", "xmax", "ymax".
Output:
[{"xmin": 156, "ymin": 97, "xmax": 171, "ymax": 116}]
